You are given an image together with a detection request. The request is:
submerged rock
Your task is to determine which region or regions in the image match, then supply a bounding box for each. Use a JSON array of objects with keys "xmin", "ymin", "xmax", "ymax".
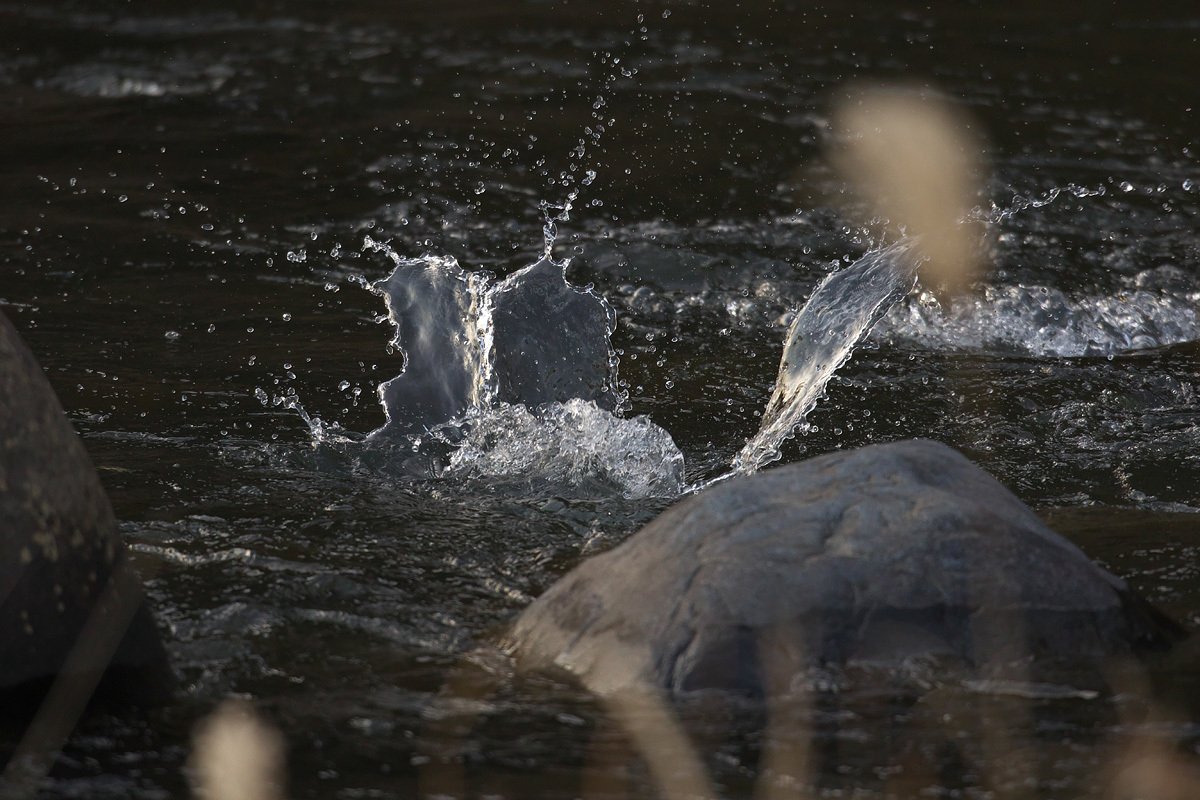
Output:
[
  {"xmin": 502, "ymin": 439, "xmax": 1182, "ymax": 695},
  {"xmin": 0, "ymin": 310, "xmax": 171, "ymax": 712}
]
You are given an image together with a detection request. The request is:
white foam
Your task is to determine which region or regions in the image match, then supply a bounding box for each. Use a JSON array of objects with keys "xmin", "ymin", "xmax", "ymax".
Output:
[
  {"xmin": 875, "ymin": 266, "xmax": 1200, "ymax": 357},
  {"xmin": 443, "ymin": 399, "xmax": 684, "ymax": 499}
]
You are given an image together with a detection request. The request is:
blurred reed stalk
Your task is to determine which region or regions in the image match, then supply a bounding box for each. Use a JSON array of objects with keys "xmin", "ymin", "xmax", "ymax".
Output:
[
  {"xmin": 1103, "ymin": 663, "xmax": 1200, "ymax": 800},
  {"xmin": 830, "ymin": 84, "xmax": 985, "ymax": 293},
  {"xmin": 2, "ymin": 553, "xmax": 158, "ymax": 799},
  {"xmin": 601, "ymin": 687, "xmax": 716, "ymax": 800},
  {"xmin": 189, "ymin": 698, "xmax": 287, "ymax": 800},
  {"xmin": 754, "ymin": 626, "xmax": 813, "ymax": 800}
]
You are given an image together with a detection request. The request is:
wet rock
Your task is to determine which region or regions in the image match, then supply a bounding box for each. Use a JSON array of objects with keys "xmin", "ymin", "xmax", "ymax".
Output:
[
  {"xmin": 502, "ymin": 439, "xmax": 1182, "ymax": 695},
  {"xmin": 0, "ymin": 310, "xmax": 171, "ymax": 712}
]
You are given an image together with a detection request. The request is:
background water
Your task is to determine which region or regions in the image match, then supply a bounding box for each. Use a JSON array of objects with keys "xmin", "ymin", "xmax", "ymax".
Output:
[{"xmin": 3, "ymin": 0, "xmax": 1200, "ymax": 797}]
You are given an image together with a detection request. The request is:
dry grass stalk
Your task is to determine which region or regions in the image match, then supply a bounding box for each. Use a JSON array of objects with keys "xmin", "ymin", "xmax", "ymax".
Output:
[
  {"xmin": 1102, "ymin": 663, "xmax": 1200, "ymax": 800},
  {"xmin": 602, "ymin": 686, "xmax": 716, "ymax": 800},
  {"xmin": 2, "ymin": 554, "xmax": 157, "ymax": 799},
  {"xmin": 755, "ymin": 627, "xmax": 813, "ymax": 800},
  {"xmin": 189, "ymin": 699, "xmax": 286, "ymax": 800},
  {"xmin": 417, "ymin": 657, "xmax": 499, "ymax": 800},
  {"xmin": 831, "ymin": 85, "xmax": 984, "ymax": 294}
]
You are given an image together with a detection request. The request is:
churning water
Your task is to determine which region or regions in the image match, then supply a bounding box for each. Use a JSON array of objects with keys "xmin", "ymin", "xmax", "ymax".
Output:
[
  {"xmin": 274, "ymin": 227, "xmax": 918, "ymax": 497},
  {"xmin": 316, "ymin": 233, "xmax": 686, "ymax": 499},
  {"xmin": 4, "ymin": 1, "xmax": 1200, "ymax": 798}
]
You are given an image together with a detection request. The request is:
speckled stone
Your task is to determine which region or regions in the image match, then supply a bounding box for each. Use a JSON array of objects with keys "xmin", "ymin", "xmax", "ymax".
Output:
[
  {"xmin": 1, "ymin": 310, "xmax": 170, "ymax": 702},
  {"xmin": 502, "ymin": 439, "xmax": 1182, "ymax": 695}
]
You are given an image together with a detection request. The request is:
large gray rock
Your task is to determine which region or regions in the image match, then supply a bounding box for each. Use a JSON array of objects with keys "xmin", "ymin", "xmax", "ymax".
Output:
[
  {"xmin": 1, "ymin": 310, "xmax": 170, "ymax": 709},
  {"xmin": 502, "ymin": 439, "xmax": 1182, "ymax": 694}
]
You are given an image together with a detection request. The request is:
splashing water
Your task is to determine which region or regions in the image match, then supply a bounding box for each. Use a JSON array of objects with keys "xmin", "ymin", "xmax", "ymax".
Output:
[
  {"xmin": 444, "ymin": 399, "xmax": 684, "ymax": 498},
  {"xmin": 364, "ymin": 246, "xmax": 494, "ymax": 434},
  {"xmin": 353, "ymin": 236, "xmax": 681, "ymax": 498},
  {"xmin": 984, "ymin": 183, "xmax": 1107, "ymax": 224},
  {"xmin": 284, "ymin": 235, "xmax": 925, "ymax": 497},
  {"xmin": 364, "ymin": 236, "xmax": 623, "ymax": 437},
  {"xmin": 873, "ymin": 265, "xmax": 1200, "ymax": 357},
  {"xmin": 729, "ymin": 242, "xmax": 922, "ymax": 476},
  {"xmin": 266, "ymin": 44, "xmax": 669, "ymax": 496}
]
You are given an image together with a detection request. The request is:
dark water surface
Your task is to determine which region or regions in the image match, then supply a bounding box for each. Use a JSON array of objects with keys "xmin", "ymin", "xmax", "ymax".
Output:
[{"xmin": 3, "ymin": 0, "xmax": 1200, "ymax": 797}]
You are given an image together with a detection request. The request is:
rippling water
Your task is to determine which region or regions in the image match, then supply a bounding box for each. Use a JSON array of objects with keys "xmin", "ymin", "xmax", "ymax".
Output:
[{"xmin": 3, "ymin": 0, "xmax": 1200, "ymax": 797}]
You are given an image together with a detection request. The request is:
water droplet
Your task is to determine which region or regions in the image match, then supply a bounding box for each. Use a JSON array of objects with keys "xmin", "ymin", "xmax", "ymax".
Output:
[
  {"xmin": 338, "ymin": 380, "xmax": 351, "ymax": 391},
  {"xmin": 164, "ymin": 330, "xmax": 180, "ymax": 341},
  {"xmin": 282, "ymin": 312, "xmax": 292, "ymax": 321},
  {"xmin": 207, "ymin": 324, "xmax": 216, "ymax": 333}
]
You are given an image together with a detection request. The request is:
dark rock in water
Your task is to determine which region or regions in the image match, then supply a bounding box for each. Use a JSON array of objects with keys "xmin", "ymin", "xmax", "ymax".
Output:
[
  {"xmin": 491, "ymin": 256, "xmax": 617, "ymax": 412},
  {"xmin": 0, "ymin": 310, "xmax": 171, "ymax": 712},
  {"xmin": 502, "ymin": 439, "xmax": 1182, "ymax": 695}
]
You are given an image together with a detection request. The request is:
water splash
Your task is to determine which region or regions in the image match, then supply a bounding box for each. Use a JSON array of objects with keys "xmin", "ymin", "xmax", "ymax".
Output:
[
  {"xmin": 346, "ymin": 237, "xmax": 677, "ymax": 498},
  {"xmin": 444, "ymin": 399, "xmax": 684, "ymax": 498},
  {"xmin": 364, "ymin": 237, "xmax": 622, "ymax": 439},
  {"xmin": 873, "ymin": 266, "xmax": 1200, "ymax": 357},
  {"xmin": 349, "ymin": 235, "xmax": 927, "ymax": 494},
  {"xmin": 729, "ymin": 243, "xmax": 921, "ymax": 476},
  {"xmin": 985, "ymin": 183, "xmax": 1107, "ymax": 224},
  {"xmin": 363, "ymin": 242, "xmax": 494, "ymax": 435}
]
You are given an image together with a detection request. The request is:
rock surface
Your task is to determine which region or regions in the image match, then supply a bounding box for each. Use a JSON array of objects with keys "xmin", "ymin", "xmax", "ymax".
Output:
[
  {"xmin": 0, "ymin": 310, "xmax": 170, "ymax": 707},
  {"xmin": 502, "ymin": 439, "xmax": 1182, "ymax": 695}
]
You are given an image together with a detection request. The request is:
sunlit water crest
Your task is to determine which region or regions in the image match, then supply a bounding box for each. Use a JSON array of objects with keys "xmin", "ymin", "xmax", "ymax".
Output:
[
  {"xmin": 731, "ymin": 242, "xmax": 921, "ymax": 475},
  {"xmin": 444, "ymin": 399, "xmax": 684, "ymax": 498},
  {"xmin": 875, "ymin": 265, "xmax": 1200, "ymax": 357}
]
